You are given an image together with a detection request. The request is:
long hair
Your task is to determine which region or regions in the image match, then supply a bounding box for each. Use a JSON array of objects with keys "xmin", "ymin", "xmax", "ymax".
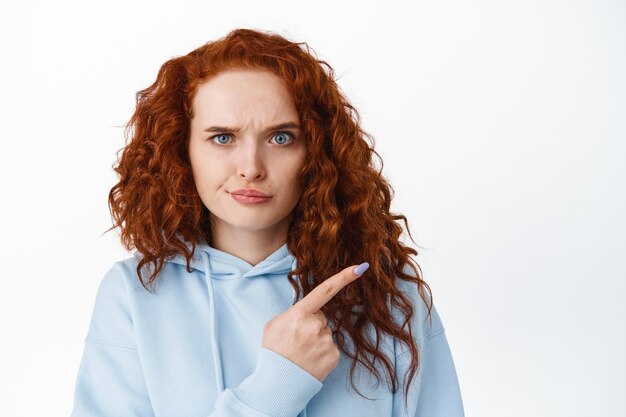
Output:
[{"xmin": 106, "ymin": 28, "xmax": 433, "ymax": 410}]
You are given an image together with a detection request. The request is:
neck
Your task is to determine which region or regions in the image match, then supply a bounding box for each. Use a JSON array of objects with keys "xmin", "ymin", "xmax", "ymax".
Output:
[{"xmin": 208, "ymin": 215, "xmax": 290, "ymax": 266}]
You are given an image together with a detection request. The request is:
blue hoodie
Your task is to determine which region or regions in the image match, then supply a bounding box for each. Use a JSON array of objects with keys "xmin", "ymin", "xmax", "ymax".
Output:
[{"xmin": 71, "ymin": 242, "xmax": 464, "ymax": 417}]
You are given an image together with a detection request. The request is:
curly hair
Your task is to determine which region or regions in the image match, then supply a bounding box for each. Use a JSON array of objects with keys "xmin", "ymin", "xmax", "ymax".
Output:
[{"xmin": 106, "ymin": 27, "xmax": 433, "ymax": 411}]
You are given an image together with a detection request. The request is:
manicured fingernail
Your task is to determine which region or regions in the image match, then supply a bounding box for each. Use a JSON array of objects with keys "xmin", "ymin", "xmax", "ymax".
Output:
[{"xmin": 353, "ymin": 262, "xmax": 369, "ymax": 276}]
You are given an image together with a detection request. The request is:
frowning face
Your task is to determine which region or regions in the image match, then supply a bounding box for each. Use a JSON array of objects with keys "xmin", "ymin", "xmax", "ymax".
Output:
[{"xmin": 188, "ymin": 68, "xmax": 306, "ymax": 242}]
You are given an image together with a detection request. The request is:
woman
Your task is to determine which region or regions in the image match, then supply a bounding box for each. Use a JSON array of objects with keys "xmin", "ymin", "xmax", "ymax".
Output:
[{"xmin": 71, "ymin": 28, "xmax": 464, "ymax": 417}]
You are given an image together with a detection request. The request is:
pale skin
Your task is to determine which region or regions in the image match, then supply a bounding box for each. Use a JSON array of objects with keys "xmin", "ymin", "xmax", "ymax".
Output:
[
  {"xmin": 264, "ymin": 264, "xmax": 367, "ymax": 382},
  {"xmin": 188, "ymin": 67, "xmax": 368, "ymax": 381},
  {"xmin": 188, "ymin": 68, "xmax": 306, "ymax": 266}
]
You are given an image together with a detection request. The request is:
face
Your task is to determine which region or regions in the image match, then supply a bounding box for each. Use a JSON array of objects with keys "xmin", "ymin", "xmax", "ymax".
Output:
[{"xmin": 188, "ymin": 68, "xmax": 306, "ymax": 240}]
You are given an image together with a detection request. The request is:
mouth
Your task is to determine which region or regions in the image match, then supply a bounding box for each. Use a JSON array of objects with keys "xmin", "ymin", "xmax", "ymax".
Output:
[
  {"xmin": 230, "ymin": 189, "xmax": 272, "ymax": 198},
  {"xmin": 230, "ymin": 192, "xmax": 272, "ymax": 204}
]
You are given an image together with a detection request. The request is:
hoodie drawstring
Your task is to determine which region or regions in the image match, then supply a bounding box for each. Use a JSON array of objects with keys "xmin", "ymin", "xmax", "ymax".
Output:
[
  {"xmin": 200, "ymin": 250, "xmax": 309, "ymax": 417},
  {"xmin": 293, "ymin": 258, "xmax": 308, "ymax": 417},
  {"xmin": 200, "ymin": 250, "xmax": 225, "ymax": 394}
]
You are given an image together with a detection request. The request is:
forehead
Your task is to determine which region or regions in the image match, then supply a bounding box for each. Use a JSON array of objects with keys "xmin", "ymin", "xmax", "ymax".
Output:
[{"xmin": 191, "ymin": 69, "xmax": 298, "ymax": 122}]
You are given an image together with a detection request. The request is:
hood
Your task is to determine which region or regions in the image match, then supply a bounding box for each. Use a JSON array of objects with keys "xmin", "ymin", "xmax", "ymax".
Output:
[
  {"xmin": 164, "ymin": 241, "xmax": 310, "ymax": 417},
  {"xmin": 165, "ymin": 241, "xmax": 297, "ymax": 280}
]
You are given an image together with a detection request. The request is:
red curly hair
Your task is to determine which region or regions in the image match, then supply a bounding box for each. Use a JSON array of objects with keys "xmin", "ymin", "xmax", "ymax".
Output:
[{"xmin": 106, "ymin": 28, "xmax": 433, "ymax": 410}]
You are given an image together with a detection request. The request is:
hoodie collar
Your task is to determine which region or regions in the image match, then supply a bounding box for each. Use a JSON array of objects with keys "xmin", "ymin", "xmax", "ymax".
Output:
[{"xmin": 164, "ymin": 241, "xmax": 298, "ymax": 279}]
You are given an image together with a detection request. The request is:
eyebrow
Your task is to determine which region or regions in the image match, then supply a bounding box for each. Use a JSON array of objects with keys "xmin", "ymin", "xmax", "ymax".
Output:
[{"xmin": 203, "ymin": 122, "xmax": 301, "ymax": 133}]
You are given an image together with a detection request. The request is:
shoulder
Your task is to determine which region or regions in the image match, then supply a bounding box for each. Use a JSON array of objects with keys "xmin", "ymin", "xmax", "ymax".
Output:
[
  {"xmin": 98, "ymin": 253, "xmax": 194, "ymax": 292},
  {"xmin": 85, "ymin": 254, "xmax": 202, "ymax": 348},
  {"xmin": 391, "ymin": 262, "xmax": 445, "ymax": 355},
  {"xmin": 94, "ymin": 256, "xmax": 146, "ymax": 299},
  {"xmin": 85, "ymin": 256, "xmax": 144, "ymax": 348}
]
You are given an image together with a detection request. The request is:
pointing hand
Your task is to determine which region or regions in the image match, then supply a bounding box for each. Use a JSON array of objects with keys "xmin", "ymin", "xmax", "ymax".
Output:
[{"xmin": 261, "ymin": 262, "xmax": 369, "ymax": 382}]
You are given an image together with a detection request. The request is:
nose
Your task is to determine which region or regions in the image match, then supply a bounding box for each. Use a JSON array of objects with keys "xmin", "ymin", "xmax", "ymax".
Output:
[{"xmin": 237, "ymin": 139, "xmax": 265, "ymax": 181}]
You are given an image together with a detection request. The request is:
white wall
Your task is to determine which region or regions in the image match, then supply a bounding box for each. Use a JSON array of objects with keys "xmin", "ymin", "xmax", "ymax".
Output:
[{"xmin": 0, "ymin": 1, "xmax": 624, "ymax": 416}]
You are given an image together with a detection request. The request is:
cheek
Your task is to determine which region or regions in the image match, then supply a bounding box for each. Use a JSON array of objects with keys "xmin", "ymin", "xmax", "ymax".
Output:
[
  {"xmin": 283, "ymin": 162, "xmax": 304, "ymax": 197},
  {"xmin": 189, "ymin": 165, "xmax": 220, "ymax": 200},
  {"xmin": 283, "ymin": 157, "xmax": 300, "ymax": 174},
  {"xmin": 189, "ymin": 149, "xmax": 224, "ymax": 185},
  {"xmin": 284, "ymin": 148, "xmax": 305, "ymax": 178}
]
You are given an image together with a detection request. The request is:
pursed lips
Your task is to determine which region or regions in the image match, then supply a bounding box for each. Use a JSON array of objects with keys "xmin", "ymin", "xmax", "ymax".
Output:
[{"xmin": 230, "ymin": 189, "xmax": 271, "ymax": 198}]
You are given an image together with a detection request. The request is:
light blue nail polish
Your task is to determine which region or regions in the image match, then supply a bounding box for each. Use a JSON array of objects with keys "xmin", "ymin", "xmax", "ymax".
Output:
[{"xmin": 354, "ymin": 262, "xmax": 369, "ymax": 276}]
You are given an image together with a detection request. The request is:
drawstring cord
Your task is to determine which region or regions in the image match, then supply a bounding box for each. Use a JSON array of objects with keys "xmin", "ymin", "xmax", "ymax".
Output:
[
  {"xmin": 200, "ymin": 251, "xmax": 309, "ymax": 416},
  {"xmin": 200, "ymin": 250, "xmax": 225, "ymax": 394}
]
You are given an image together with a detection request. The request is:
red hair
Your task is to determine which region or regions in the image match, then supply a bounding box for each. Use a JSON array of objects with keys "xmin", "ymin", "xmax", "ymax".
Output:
[{"xmin": 106, "ymin": 28, "xmax": 433, "ymax": 410}]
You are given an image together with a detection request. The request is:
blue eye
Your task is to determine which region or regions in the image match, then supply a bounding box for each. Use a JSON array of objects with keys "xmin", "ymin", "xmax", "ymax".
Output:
[
  {"xmin": 209, "ymin": 132, "xmax": 295, "ymax": 146},
  {"xmin": 271, "ymin": 132, "xmax": 294, "ymax": 145},
  {"xmin": 211, "ymin": 134, "xmax": 232, "ymax": 145}
]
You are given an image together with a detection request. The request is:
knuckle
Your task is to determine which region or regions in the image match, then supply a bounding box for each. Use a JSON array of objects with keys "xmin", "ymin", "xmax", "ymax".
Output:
[
  {"xmin": 318, "ymin": 321, "xmax": 328, "ymax": 333},
  {"xmin": 322, "ymin": 282, "xmax": 335, "ymax": 298}
]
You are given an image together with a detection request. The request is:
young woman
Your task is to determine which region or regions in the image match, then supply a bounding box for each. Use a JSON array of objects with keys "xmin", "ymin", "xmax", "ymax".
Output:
[{"xmin": 70, "ymin": 28, "xmax": 464, "ymax": 417}]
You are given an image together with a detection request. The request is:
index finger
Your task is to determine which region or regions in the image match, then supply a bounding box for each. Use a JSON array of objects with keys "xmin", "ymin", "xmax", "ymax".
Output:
[{"xmin": 295, "ymin": 262, "xmax": 369, "ymax": 314}]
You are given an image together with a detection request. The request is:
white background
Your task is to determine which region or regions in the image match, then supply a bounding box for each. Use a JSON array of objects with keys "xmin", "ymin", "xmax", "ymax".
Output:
[{"xmin": 0, "ymin": 1, "xmax": 624, "ymax": 416}]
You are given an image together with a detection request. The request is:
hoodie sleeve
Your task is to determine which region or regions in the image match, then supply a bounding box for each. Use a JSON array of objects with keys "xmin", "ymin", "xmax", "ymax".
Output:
[
  {"xmin": 70, "ymin": 261, "xmax": 322, "ymax": 417},
  {"xmin": 211, "ymin": 346, "xmax": 323, "ymax": 417}
]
